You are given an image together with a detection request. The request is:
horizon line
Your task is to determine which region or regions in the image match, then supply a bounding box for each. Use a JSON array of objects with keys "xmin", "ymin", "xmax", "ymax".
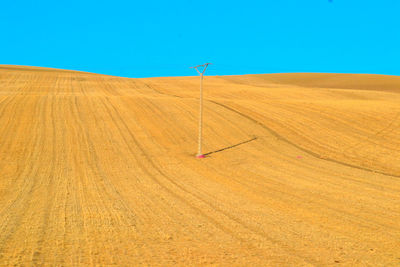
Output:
[{"xmin": 1, "ymin": 64, "xmax": 399, "ymax": 79}]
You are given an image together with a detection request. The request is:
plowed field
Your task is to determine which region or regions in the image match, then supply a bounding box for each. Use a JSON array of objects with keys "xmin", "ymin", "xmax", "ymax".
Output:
[{"xmin": 0, "ymin": 65, "xmax": 399, "ymax": 266}]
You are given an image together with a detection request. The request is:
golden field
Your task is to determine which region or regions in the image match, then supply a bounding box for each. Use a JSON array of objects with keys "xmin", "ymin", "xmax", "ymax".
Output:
[{"xmin": 0, "ymin": 65, "xmax": 399, "ymax": 266}]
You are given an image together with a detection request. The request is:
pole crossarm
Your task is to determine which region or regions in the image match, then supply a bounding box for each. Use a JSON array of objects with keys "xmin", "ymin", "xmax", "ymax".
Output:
[{"xmin": 190, "ymin": 63, "xmax": 212, "ymax": 75}]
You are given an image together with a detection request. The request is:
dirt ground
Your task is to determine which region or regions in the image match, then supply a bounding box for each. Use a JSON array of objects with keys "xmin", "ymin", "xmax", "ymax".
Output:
[{"xmin": 0, "ymin": 65, "xmax": 399, "ymax": 266}]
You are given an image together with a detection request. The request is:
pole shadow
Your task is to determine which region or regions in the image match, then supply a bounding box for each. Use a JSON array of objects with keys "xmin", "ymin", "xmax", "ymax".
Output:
[{"xmin": 204, "ymin": 137, "xmax": 258, "ymax": 157}]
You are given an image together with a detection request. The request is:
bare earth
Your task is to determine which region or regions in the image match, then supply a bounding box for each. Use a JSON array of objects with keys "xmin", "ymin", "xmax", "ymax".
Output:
[{"xmin": 0, "ymin": 65, "xmax": 399, "ymax": 266}]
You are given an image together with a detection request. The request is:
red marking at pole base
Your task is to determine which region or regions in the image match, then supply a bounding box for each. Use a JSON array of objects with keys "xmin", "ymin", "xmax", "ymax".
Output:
[
  {"xmin": 196, "ymin": 154, "xmax": 205, "ymax": 159},
  {"xmin": 297, "ymin": 156, "xmax": 303, "ymax": 159}
]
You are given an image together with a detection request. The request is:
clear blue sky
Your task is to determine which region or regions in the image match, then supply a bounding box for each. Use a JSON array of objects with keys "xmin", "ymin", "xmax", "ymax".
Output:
[{"xmin": 1, "ymin": 0, "xmax": 399, "ymax": 78}]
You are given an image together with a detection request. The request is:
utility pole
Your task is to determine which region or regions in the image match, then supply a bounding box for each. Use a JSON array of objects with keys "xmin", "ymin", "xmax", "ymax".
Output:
[{"xmin": 190, "ymin": 63, "xmax": 211, "ymax": 158}]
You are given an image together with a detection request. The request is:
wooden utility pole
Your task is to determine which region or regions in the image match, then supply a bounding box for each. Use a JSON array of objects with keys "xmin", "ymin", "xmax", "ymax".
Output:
[{"xmin": 190, "ymin": 63, "xmax": 211, "ymax": 158}]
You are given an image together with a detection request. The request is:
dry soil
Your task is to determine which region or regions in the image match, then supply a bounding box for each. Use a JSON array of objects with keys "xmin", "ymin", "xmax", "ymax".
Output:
[{"xmin": 0, "ymin": 65, "xmax": 399, "ymax": 266}]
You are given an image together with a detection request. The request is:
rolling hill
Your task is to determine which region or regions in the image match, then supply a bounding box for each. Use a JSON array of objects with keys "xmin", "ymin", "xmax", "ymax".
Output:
[{"xmin": 0, "ymin": 65, "xmax": 399, "ymax": 266}]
